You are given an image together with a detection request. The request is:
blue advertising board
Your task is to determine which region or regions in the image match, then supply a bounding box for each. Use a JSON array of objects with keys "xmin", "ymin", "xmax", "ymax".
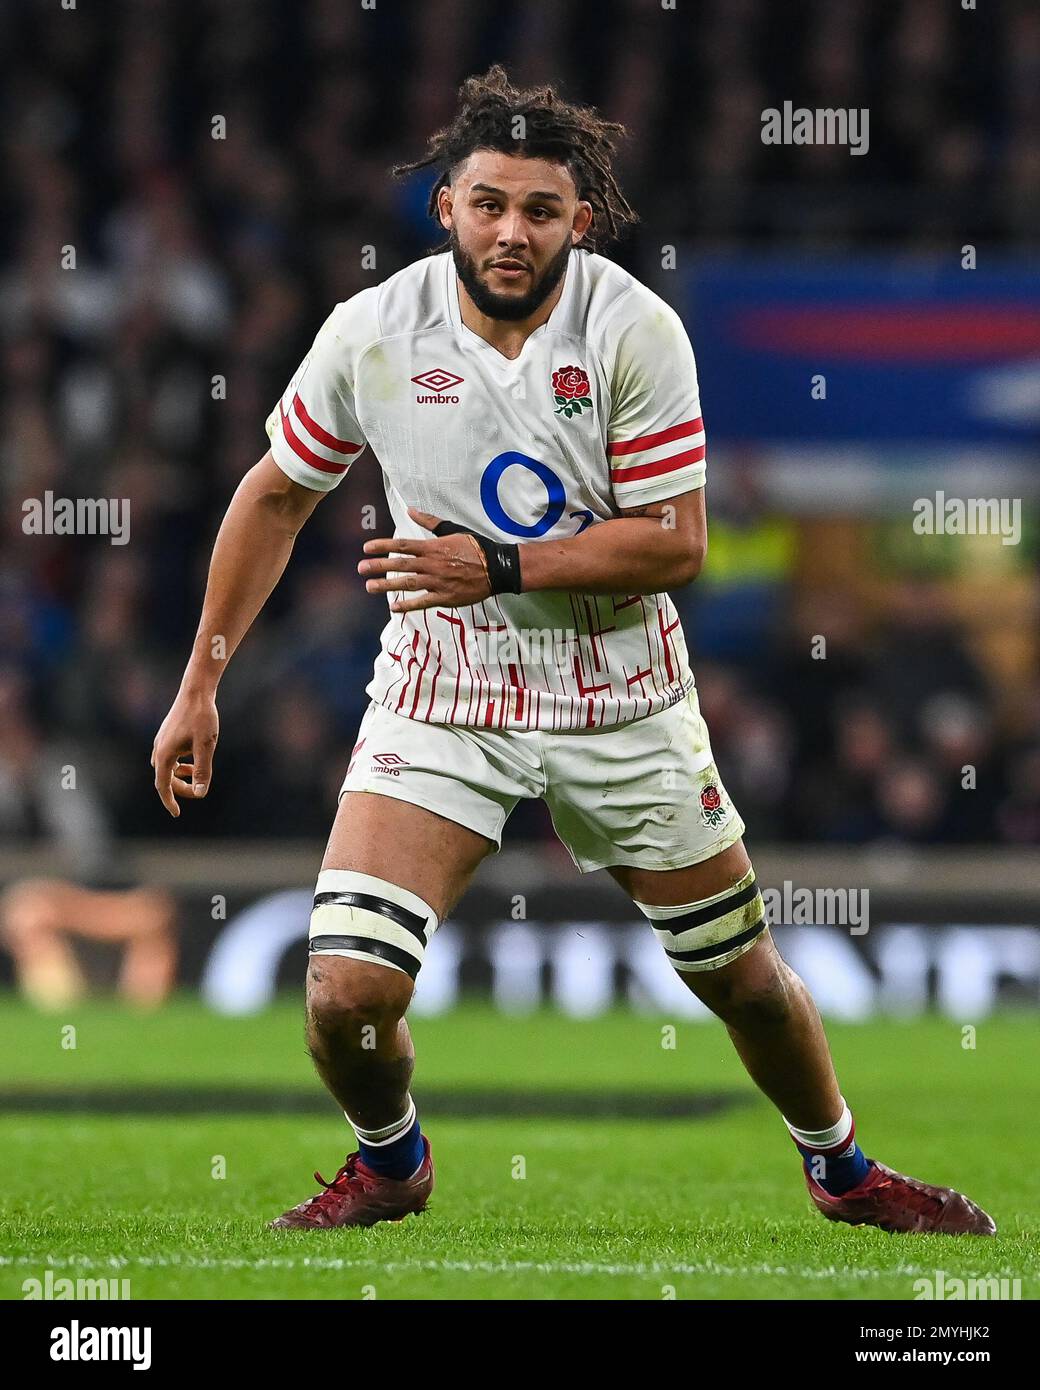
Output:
[{"xmin": 683, "ymin": 259, "xmax": 1040, "ymax": 445}]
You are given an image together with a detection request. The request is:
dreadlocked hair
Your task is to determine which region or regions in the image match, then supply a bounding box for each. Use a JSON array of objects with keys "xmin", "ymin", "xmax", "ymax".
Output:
[{"xmin": 390, "ymin": 64, "xmax": 639, "ymax": 254}]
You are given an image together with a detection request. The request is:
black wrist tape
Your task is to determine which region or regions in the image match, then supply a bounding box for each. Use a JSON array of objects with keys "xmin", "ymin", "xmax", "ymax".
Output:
[{"xmin": 432, "ymin": 520, "xmax": 523, "ymax": 594}]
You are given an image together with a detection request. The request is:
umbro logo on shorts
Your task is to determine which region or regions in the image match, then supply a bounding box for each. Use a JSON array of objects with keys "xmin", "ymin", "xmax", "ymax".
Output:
[{"xmin": 372, "ymin": 752, "xmax": 410, "ymax": 777}]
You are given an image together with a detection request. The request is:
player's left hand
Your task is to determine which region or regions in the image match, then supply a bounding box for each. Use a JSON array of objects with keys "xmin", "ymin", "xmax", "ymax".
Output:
[{"xmin": 357, "ymin": 506, "xmax": 493, "ymax": 613}]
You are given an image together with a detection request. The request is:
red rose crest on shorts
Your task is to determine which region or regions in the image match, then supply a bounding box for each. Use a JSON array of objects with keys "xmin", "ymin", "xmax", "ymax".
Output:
[
  {"xmin": 699, "ymin": 782, "xmax": 726, "ymax": 828},
  {"xmin": 552, "ymin": 364, "xmax": 593, "ymax": 419}
]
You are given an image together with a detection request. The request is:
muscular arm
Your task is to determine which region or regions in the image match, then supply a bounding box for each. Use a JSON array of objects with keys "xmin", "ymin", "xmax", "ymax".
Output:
[
  {"xmin": 179, "ymin": 451, "xmax": 324, "ymax": 697},
  {"xmin": 517, "ymin": 488, "xmax": 707, "ymax": 595},
  {"xmin": 151, "ymin": 451, "xmax": 324, "ymax": 814},
  {"xmin": 363, "ymin": 489, "xmax": 709, "ymax": 614}
]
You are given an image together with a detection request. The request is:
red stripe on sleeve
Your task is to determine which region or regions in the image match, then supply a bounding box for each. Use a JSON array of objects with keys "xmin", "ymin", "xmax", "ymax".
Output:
[
  {"xmin": 279, "ymin": 402, "xmax": 350, "ymax": 475},
  {"xmin": 610, "ymin": 444, "xmax": 705, "ymax": 484},
  {"xmin": 607, "ymin": 417, "xmax": 702, "ymax": 457},
  {"xmin": 292, "ymin": 393, "xmax": 362, "ymax": 454}
]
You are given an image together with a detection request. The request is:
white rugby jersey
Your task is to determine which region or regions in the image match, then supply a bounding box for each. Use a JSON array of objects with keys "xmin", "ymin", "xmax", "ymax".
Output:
[{"xmin": 265, "ymin": 250, "xmax": 706, "ymax": 732}]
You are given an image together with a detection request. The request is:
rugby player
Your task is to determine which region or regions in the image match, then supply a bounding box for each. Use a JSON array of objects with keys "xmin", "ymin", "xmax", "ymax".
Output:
[{"xmin": 152, "ymin": 66, "xmax": 994, "ymax": 1237}]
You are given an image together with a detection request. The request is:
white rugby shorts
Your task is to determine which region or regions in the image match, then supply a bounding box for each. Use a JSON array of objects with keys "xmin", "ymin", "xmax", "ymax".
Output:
[{"xmin": 339, "ymin": 685, "xmax": 745, "ymax": 874}]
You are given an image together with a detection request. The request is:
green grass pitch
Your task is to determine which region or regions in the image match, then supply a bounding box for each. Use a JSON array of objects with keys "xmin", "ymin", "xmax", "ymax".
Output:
[{"xmin": 1, "ymin": 997, "xmax": 1036, "ymax": 1300}]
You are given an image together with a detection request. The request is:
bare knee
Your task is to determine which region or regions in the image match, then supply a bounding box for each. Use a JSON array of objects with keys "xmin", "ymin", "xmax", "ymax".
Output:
[
  {"xmin": 724, "ymin": 969, "xmax": 795, "ymax": 1031},
  {"xmin": 305, "ymin": 955, "xmax": 412, "ymax": 1042},
  {"xmin": 688, "ymin": 941, "xmax": 797, "ymax": 1029}
]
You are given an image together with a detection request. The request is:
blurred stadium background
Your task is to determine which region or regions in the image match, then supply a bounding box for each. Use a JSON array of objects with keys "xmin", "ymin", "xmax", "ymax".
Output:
[
  {"xmin": 1, "ymin": 0, "xmax": 1037, "ymax": 1021},
  {"xmin": 2, "ymin": 0, "xmax": 1038, "ymax": 1308}
]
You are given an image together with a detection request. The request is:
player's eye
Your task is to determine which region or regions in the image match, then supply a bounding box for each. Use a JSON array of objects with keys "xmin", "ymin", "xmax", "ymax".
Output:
[{"xmin": 474, "ymin": 200, "xmax": 552, "ymax": 219}]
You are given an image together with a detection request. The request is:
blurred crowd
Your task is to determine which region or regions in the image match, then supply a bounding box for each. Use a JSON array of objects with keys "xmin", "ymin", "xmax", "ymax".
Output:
[
  {"xmin": 1, "ymin": 0, "xmax": 1038, "ymax": 873},
  {"xmin": 691, "ymin": 579, "xmax": 1040, "ymax": 848}
]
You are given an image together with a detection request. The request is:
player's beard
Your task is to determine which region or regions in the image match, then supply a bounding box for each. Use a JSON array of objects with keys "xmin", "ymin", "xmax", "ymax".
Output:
[{"xmin": 449, "ymin": 226, "xmax": 572, "ymax": 322}]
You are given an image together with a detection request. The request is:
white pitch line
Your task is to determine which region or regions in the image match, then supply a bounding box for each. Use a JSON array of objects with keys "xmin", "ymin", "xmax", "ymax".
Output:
[{"xmin": 2, "ymin": 1254, "xmax": 1020, "ymax": 1281}]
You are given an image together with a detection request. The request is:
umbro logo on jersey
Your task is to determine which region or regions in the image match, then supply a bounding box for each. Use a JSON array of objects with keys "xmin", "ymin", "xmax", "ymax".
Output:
[
  {"xmin": 372, "ymin": 752, "xmax": 410, "ymax": 777},
  {"xmin": 412, "ymin": 368, "xmax": 463, "ymax": 404}
]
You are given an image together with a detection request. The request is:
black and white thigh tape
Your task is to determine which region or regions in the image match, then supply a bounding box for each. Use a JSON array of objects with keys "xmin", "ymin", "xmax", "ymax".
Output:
[
  {"xmin": 308, "ymin": 870, "xmax": 439, "ymax": 980},
  {"xmin": 634, "ymin": 865, "xmax": 768, "ymax": 973}
]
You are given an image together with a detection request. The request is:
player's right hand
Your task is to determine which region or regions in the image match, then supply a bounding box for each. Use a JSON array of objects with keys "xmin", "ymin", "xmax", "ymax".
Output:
[{"xmin": 150, "ymin": 691, "xmax": 220, "ymax": 818}]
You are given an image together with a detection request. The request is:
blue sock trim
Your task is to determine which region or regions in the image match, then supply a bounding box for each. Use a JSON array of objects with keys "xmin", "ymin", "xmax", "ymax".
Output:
[
  {"xmin": 798, "ymin": 1139, "xmax": 871, "ymax": 1195},
  {"xmin": 357, "ymin": 1116, "xmax": 424, "ymax": 1179}
]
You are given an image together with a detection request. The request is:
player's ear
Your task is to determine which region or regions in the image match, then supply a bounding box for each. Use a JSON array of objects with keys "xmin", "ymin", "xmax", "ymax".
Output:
[
  {"xmin": 436, "ymin": 183, "xmax": 454, "ymax": 231},
  {"xmin": 572, "ymin": 200, "xmax": 593, "ymax": 244}
]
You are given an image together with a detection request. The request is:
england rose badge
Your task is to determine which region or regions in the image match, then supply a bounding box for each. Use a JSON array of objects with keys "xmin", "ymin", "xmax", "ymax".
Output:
[{"xmin": 552, "ymin": 364, "xmax": 593, "ymax": 419}]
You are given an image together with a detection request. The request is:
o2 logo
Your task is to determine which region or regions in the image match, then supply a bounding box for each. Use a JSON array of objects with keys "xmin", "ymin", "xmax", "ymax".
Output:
[{"xmin": 480, "ymin": 452, "xmax": 594, "ymax": 537}]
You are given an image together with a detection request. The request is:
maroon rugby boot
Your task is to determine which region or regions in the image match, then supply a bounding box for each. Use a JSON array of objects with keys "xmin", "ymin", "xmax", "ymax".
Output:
[
  {"xmin": 270, "ymin": 1135, "xmax": 434, "ymax": 1229},
  {"xmin": 806, "ymin": 1158, "xmax": 996, "ymax": 1235}
]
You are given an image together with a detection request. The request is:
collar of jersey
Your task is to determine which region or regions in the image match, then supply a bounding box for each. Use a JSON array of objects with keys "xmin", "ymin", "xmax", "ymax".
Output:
[{"xmin": 444, "ymin": 249, "xmax": 576, "ymax": 363}]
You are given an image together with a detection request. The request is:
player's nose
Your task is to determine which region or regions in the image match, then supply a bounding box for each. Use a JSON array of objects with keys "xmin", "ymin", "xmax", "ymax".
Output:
[{"xmin": 496, "ymin": 214, "xmax": 529, "ymax": 249}]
